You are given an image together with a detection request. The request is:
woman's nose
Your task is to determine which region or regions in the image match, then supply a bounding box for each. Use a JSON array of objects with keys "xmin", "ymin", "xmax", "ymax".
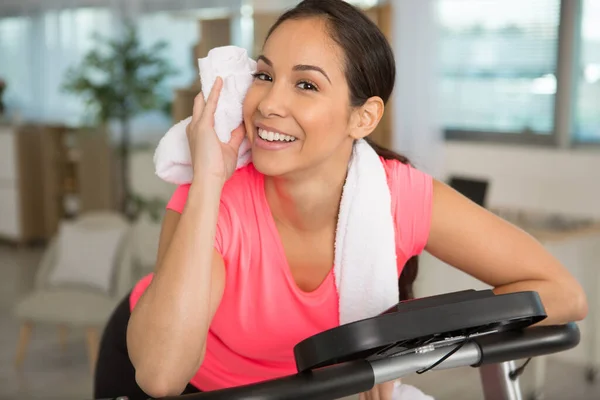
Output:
[{"xmin": 257, "ymin": 83, "xmax": 288, "ymax": 118}]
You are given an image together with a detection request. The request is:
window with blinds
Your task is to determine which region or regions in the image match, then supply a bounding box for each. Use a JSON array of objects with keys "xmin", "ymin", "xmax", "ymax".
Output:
[
  {"xmin": 437, "ymin": 0, "xmax": 561, "ymax": 135},
  {"xmin": 575, "ymin": 0, "xmax": 600, "ymax": 142}
]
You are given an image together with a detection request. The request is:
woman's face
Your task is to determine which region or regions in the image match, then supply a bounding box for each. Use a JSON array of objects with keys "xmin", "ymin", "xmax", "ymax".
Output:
[{"xmin": 242, "ymin": 17, "xmax": 358, "ymax": 177}]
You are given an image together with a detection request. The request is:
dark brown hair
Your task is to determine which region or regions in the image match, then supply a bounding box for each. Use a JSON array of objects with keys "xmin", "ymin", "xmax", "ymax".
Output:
[{"xmin": 265, "ymin": 0, "xmax": 419, "ymax": 301}]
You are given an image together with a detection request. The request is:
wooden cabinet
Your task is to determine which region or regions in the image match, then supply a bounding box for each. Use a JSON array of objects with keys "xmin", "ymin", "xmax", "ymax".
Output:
[
  {"xmin": 0, "ymin": 184, "xmax": 21, "ymax": 240},
  {"xmin": 194, "ymin": 18, "xmax": 231, "ymax": 60},
  {"xmin": 0, "ymin": 124, "xmax": 115, "ymax": 244},
  {"xmin": 172, "ymin": 17, "xmax": 232, "ymax": 122},
  {"xmin": 172, "ymin": 88, "xmax": 198, "ymax": 123},
  {"xmin": 0, "ymin": 125, "xmax": 45, "ymax": 243},
  {"xmin": 76, "ymin": 130, "xmax": 115, "ymax": 213},
  {"xmin": 252, "ymin": 13, "xmax": 280, "ymax": 58}
]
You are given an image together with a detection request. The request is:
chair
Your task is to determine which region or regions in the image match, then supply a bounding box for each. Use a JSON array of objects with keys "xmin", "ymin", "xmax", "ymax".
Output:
[{"xmin": 12, "ymin": 211, "xmax": 134, "ymax": 374}]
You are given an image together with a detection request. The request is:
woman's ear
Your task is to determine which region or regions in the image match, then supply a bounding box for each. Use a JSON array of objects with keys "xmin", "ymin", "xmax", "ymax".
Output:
[{"xmin": 349, "ymin": 96, "xmax": 385, "ymax": 140}]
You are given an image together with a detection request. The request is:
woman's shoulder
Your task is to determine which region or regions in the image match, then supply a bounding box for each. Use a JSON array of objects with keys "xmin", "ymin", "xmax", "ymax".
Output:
[
  {"xmin": 380, "ymin": 157, "xmax": 432, "ymax": 191},
  {"xmin": 220, "ymin": 163, "xmax": 263, "ymax": 205},
  {"xmin": 165, "ymin": 164, "xmax": 262, "ymax": 213},
  {"xmin": 379, "ymin": 158, "xmax": 434, "ymax": 258},
  {"xmin": 223, "ymin": 163, "xmax": 262, "ymax": 190}
]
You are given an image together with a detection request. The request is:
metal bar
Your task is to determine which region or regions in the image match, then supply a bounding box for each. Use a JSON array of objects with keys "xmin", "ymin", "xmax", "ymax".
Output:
[
  {"xmin": 585, "ymin": 235, "xmax": 600, "ymax": 383},
  {"xmin": 370, "ymin": 342, "xmax": 481, "ymax": 384},
  {"xmin": 526, "ymin": 356, "xmax": 547, "ymax": 400},
  {"xmin": 479, "ymin": 361, "xmax": 523, "ymax": 400}
]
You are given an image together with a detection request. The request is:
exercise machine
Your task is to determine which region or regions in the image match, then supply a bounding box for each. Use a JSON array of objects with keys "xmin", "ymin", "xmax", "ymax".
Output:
[{"xmin": 108, "ymin": 289, "xmax": 581, "ymax": 400}]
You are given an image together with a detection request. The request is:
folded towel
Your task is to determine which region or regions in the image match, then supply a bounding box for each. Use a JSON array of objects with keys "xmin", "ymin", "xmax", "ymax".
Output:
[
  {"xmin": 152, "ymin": 45, "xmax": 433, "ymax": 400},
  {"xmin": 153, "ymin": 46, "xmax": 256, "ymax": 184},
  {"xmin": 393, "ymin": 380, "xmax": 435, "ymax": 400},
  {"xmin": 335, "ymin": 138, "xmax": 399, "ymax": 325}
]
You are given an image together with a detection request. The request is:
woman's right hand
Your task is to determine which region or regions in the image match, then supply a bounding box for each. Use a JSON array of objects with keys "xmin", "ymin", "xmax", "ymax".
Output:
[{"xmin": 186, "ymin": 76, "xmax": 246, "ymax": 184}]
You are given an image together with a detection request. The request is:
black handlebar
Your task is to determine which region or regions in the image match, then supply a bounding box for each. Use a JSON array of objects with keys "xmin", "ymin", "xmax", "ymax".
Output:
[
  {"xmin": 162, "ymin": 360, "xmax": 375, "ymax": 400},
  {"xmin": 472, "ymin": 322, "xmax": 580, "ymax": 366},
  {"xmin": 155, "ymin": 323, "xmax": 580, "ymax": 400}
]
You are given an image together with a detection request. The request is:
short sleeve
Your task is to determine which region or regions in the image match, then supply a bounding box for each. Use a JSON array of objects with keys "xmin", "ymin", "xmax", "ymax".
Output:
[
  {"xmin": 166, "ymin": 184, "xmax": 191, "ymax": 213},
  {"xmin": 384, "ymin": 159, "xmax": 433, "ymax": 259},
  {"xmin": 165, "ymin": 184, "xmax": 232, "ymax": 255}
]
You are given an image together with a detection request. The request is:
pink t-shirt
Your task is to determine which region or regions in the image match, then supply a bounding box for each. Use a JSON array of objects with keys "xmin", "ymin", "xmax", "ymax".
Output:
[{"xmin": 129, "ymin": 159, "xmax": 433, "ymax": 391}]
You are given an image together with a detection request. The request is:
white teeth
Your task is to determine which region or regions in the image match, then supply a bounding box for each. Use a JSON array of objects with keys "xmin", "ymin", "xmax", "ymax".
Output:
[{"xmin": 258, "ymin": 128, "xmax": 296, "ymax": 142}]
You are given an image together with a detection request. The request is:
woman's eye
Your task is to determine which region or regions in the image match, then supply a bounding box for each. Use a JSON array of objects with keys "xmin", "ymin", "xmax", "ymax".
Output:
[
  {"xmin": 252, "ymin": 72, "xmax": 272, "ymax": 82},
  {"xmin": 297, "ymin": 81, "xmax": 318, "ymax": 91}
]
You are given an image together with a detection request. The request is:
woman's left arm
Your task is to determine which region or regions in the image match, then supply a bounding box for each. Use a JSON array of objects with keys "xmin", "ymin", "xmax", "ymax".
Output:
[{"xmin": 425, "ymin": 179, "xmax": 588, "ymax": 325}]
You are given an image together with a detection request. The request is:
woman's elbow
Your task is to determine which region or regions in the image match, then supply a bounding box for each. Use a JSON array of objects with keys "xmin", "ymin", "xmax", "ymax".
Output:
[
  {"xmin": 570, "ymin": 283, "xmax": 589, "ymax": 322},
  {"xmin": 135, "ymin": 370, "xmax": 187, "ymax": 398},
  {"xmin": 556, "ymin": 276, "xmax": 589, "ymax": 322},
  {"xmin": 131, "ymin": 347, "xmax": 206, "ymax": 398}
]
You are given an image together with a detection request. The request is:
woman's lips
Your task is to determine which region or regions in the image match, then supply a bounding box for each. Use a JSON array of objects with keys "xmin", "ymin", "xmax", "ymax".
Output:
[{"xmin": 254, "ymin": 127, "xmax": 299, "ymax": 151}]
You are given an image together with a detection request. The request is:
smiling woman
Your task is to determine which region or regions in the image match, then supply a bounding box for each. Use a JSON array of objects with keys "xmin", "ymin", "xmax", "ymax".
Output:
[
  {"xmin": 93, "ymin": 1, "xmax": 588, "ymax": 400},
  {"xmin": 243, "ymin": 17, "xmax": 372, "ymax": 178}
]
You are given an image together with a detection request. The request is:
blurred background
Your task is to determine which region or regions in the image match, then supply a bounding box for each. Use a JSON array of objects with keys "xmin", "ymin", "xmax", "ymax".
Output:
[{"xmin": 0, "ymin": 0, "xmax": 599, "ymax": 399}]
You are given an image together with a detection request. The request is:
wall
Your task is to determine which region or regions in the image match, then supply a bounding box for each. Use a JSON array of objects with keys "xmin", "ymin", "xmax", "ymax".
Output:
[{"xmin": 441, "ymin": 141, "xmax": 600, "ymax": 218}]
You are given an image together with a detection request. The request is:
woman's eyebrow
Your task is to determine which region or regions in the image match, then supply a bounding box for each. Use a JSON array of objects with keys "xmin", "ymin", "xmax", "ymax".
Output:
[
  {"xmin": 257, "ymin": 55, "xmax": 273, "ymax": 66},
  {"xmin": 293, "ymin": 64, "xmax": 331, "ymax": 83},
  {"xmin": 257, "ymin": 55, "xmax": 331, "ymax": 83}
]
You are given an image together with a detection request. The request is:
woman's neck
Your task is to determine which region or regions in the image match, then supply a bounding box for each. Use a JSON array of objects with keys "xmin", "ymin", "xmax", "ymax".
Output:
[{"xmin": 264, "ymin": 150, "xmax": 352, "ymax": 233}]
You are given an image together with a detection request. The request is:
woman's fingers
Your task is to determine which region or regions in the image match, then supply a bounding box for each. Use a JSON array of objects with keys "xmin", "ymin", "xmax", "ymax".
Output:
[
  {"xmin": 190, "ymin": 76, "xmax": 223, "ymax": 128},
  {"xmin": 200, "ymin": 76, "xmax": 224, "ymax": 126},
  {"xmin": 191, "ymin": 92, "xmax": 206, "ymax": 126},
  {"xmin": 359, "ymin": 381, "xmax": 397, "ymax": 400},
  {"xmin": 380, "ymin": 380, "xmax": 395, "ymax": 400},
  {"xmin": 228, "ymin": 123, "xmax": 246, "ymax": 152}
]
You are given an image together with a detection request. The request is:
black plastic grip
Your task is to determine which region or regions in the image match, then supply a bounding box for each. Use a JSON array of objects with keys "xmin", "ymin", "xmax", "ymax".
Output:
[
  {"xmin": 472, "ymin": 322, "xmax": 580, "ymax": 367},
  {"xmin": 156, "ymin": 360, "xmax": 375, "ymax": 400}
]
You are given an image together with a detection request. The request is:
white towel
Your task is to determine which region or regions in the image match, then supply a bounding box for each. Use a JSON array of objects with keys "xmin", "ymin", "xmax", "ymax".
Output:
[
  {"xmin": 393, "ymin": 380, "xmax": 435, "ymax": 400},
  {"xmin": 153, "ymin": 46, "xmax": 255, "ymax": 185},
  {"xmin": 153, "ymin": 46, "xmax": 432, "ymax": 400},
  {"xmin": 334, "ymin": 138, "xmax": 399, "ymax": 324}
]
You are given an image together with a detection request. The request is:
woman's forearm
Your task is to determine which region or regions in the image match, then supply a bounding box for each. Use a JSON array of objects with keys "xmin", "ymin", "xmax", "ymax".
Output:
[
  {"xmin": 127, "ymin": 178, "xmax": 223, "ymax": 396},
  {"xmin": 493, "ymin": 278, "xmax": 588, "ymax": 326}
]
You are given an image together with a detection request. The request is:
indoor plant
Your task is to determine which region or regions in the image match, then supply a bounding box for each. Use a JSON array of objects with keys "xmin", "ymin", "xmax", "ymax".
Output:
[{"xmin": 62, "ymin": 21, "xmax": 176, "ymax": 214}]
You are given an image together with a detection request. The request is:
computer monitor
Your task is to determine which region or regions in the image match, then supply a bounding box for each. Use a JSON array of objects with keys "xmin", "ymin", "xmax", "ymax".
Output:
[{"xmin": 448, "ymin": 176, "xmax": 489, "ymax": 208}]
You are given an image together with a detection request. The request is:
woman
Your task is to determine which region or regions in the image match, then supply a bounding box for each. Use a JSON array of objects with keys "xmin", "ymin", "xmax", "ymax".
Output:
[{"xmin": 94, "ymin": 1, "xmax": 588, "ymax": 399}]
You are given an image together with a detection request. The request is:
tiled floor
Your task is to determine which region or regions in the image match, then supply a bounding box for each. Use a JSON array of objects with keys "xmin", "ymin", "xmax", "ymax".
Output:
[{"xmin": 1, "ymin": 243, "xmax": 599, "ymax": 400}]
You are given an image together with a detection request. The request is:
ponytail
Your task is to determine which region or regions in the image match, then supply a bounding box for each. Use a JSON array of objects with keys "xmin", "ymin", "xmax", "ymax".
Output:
[
  {"xmin": 364, "ymin": 137, "xmax": 411, "ymax": 166},
  {"xmin": 365, "ymin": 137, "xmax": 419, "ymax": 301}
]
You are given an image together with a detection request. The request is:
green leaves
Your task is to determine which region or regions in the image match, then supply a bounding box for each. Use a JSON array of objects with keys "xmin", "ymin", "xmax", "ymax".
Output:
[
  {"xmin": 61, "ymin": 20, "xmax": 178, "ymax": 125},
  {"xmin": 61, "ymin": 20, "xmax": 178, "ymax": 215}
]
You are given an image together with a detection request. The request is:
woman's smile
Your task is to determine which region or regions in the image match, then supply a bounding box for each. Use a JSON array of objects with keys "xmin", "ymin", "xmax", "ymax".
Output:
[{"xmin": 253, "ymin": 123, "xmax": 300, "ymax": 151}]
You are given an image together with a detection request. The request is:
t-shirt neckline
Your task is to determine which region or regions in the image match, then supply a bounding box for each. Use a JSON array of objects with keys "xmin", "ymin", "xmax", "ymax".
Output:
[{"xmin": 255, "ymin": 169, "xmax": 334, "ymax": 299}]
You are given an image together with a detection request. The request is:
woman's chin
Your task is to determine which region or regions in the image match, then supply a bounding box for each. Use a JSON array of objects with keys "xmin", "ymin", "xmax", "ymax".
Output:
[
  {"xmin": 252, "ymin": 157, "xmax": 284, "ymax": 176},
  {"xmin": 251, "ymin": 156, "xmax": 292, "ymax": 177}
]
